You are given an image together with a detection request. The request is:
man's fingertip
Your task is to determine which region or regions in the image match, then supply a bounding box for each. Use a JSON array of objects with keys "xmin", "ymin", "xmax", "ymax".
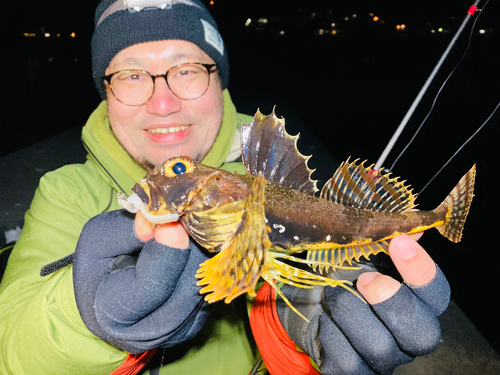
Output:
[
  {"xmin": 390, "ymin": 235, "xmax": 417, "ymax": 259},
  {"xmin": 154, "ymin": 222, "xmax": 190, "ymax": 249},
  {"xmin": 357, "ymin": 272, "xmax": 377, "ymax": 287}
]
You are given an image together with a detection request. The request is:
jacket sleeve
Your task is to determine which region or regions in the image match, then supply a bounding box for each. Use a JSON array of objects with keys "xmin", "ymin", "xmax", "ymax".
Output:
[{"xmin": 0, "ymin": 164, "xmax": 129, "ymax": 375}]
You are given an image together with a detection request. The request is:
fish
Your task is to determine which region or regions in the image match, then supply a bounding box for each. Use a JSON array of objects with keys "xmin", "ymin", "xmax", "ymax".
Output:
[{"xmin": 120, "ymin": 109, "xmax": 476, "ymax": 320}]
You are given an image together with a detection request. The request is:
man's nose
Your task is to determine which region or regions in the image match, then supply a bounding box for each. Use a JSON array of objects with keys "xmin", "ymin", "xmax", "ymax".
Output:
[{"xmin": 145, "ymin": 76, "xmax": 182, "ymax": 116}]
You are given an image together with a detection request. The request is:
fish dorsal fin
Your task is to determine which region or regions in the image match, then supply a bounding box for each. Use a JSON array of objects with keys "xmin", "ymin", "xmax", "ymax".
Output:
[
  {"xmin": 320, "ymin": 158, "xmax": 417, "ymax": 212},
  {"xmin": 241, "ymin": 108, "xmax": 318, "ymax": 195}
]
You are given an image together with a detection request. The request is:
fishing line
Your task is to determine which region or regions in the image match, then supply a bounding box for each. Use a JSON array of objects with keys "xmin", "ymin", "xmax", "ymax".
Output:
[
  {"xmin": 388, "ymin": 0, "xmax": 489, "ymax": 173},
  {"xmin": 419, "ymin": 98, "xmax": 500, "ymax": 195},
  {"xmin": 374, "ymin": 0, "xmax": 483, "ymax": 171}
]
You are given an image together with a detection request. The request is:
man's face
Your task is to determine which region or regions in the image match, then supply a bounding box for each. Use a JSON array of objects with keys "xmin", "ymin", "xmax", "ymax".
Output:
[{"xmin": 105, "ymin": 40, "xmax": 224, "ymax": 169}]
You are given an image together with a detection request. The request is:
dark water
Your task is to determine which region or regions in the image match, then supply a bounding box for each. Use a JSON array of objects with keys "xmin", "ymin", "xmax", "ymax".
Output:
[{"xmin": 2, "ymin": 0, "xmax": 500, "ymax": 352}]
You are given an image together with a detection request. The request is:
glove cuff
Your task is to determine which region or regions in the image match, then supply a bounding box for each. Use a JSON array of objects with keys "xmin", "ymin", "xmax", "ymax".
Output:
[{"xmin": 276, "ymin": 284, "xmax": 323, "ymax": 363}]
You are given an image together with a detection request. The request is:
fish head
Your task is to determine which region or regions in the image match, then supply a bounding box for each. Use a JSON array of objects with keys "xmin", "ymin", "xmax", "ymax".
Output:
[{"xmin": 126, "ymin": 157, "xmax": 250, "ymax": 225}]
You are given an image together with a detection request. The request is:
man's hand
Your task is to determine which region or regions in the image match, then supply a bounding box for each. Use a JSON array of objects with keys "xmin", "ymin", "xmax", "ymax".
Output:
[
  {"xmin": 277, "ymin": 234, "xmax": 451, "ymax": 375},
  {"xmin": 134, "ymin": 211, "xmax": 190, "ymax": 249},
  {"xmin": 73, "ymin": 210, "xmax": 209, "ymax": 354},
  {"xmin": 358, "ymin": 233, "xmax": 436, "ymax": 304}
]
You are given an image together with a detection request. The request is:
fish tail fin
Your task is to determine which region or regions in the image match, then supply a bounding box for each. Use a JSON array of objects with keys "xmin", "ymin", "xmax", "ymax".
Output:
[{"xmin": 435, "ymin": 165, "xmax": 476, "ymax": 243}]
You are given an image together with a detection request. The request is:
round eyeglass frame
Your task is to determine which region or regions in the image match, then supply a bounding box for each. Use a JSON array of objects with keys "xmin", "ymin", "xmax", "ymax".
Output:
[{"xmin": 102, "ymin": 62, "xmax": 217, "ymax": 106}]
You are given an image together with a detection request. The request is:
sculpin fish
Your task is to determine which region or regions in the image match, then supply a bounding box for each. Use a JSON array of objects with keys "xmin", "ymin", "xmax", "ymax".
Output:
[{"xmin": 120, "ymin": 110, "xmax": 476, "ymax": 319}]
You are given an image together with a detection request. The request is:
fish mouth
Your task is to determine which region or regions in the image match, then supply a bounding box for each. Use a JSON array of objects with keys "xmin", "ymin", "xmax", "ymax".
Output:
[{"xmin": 127, "ymin": 193, "xmax": 179, "ymax": 224}]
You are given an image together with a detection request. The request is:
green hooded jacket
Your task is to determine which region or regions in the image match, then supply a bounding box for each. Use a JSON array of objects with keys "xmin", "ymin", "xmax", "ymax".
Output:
[{"xmin": 0, "ymin": 91, "xmax": 262, "ymax": 374}]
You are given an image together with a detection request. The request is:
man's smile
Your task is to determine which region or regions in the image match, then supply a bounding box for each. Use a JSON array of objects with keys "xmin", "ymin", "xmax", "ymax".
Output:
[{"xmin": 147, "ymin": 125, "xmax": 190, "ymax": 134}]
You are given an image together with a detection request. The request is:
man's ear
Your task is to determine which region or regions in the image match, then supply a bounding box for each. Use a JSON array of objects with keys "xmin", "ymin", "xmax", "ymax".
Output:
[{"xmin": 214, "ymin": 71, "xmax": 223, "ymax": 90}]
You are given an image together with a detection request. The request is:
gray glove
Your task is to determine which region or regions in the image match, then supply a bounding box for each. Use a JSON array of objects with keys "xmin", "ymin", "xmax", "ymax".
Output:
[
  {"xmin": 73, "ymin": 209, "xmax": 210, "ymax": 354},
  {"xmin": 277, "ymin": 263, "xmax": 450, "ymax": 375}
]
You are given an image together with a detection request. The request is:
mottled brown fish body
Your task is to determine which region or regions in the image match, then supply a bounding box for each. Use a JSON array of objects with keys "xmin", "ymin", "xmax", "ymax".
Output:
[{"xmin": 244, "ymin": 174, "xmax": 447, "ymax": 250}]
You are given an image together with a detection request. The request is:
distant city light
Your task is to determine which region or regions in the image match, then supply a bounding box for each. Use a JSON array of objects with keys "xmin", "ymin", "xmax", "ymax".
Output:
[
  {"xmin": 57, "ymin": 33, "xmax": 61, "ymax": 37},
  {"xmin": 257, "ymin": 18, "xmax": 268, "ymax": 24},
  {"xmin": 44, "ymin": 33, "xmax": 50, "ymax": 38},
  {"xmin": 438, "ymin": 27, "xmax": 443, "ymax": 33},
  {"xmin": 71, "ymin": 32, "xmax": 76, "ymax": 38},
  {"xmin": 279, "ymin": 30, "xmax": 285, "ymax": 35},
  {"xmin": 352, "ymin": 14, "xmax": 357, "ymax": 18},
  {"xmin": 479, "ymin": 29, "xmax": 486, "ymax": 34},
  {"xmin": 396, "ymin": 24, "xmax": 406, "ymax": 30},
  {"xmin": 331, "ymin": 22, "xmax": 336, "ymax": 27},
  {"xmin": 331, "ymin": 29, "xmax": 338, "ymax": 35},
  {"xmin": 373, "ymin": 16, "xmax": 379, "ymax": 22},
  {"xmin": 344, "ymin": 17, "xmax": 349, "ymax": 21},
  {"xmin": 245, "ymin": 18, "xmax": 252, "ymax": 27},
  {"xmin": 24, "ymin": 33, "xmax": 36, "ymax": 37},
  {"xmin": 209, "ymin": 0, "xmax": 214, "ymax": 5}
]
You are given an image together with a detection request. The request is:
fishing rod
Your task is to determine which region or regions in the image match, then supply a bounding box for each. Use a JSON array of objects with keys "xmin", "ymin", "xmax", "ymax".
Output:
[{"xmin": 374, "ymin": 0, "xmax": 483, "ymax": 172}]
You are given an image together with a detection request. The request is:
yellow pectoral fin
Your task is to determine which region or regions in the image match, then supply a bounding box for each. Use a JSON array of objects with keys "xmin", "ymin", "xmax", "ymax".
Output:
[
  {"xmin": 183, "ymin": 200, "xmax": 246, "ymax": 250},
  {"xmin": 196, "ymin": 174, "xmax": 272, "ymax": 304}
]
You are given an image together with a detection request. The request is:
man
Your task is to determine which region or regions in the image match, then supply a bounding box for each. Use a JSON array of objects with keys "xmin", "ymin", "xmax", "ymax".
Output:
[{"xmin": 0, "ymin": 1, "xmax": 449, "ymax": 374}]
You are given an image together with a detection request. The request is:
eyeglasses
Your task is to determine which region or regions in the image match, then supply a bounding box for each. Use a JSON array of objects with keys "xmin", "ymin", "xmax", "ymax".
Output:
[{"xmin": 102, "ymin": 62, "xmax": 217, "ymax": 106}]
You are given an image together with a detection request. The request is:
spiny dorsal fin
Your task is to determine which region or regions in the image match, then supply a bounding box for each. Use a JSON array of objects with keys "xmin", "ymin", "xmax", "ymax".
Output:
[
  {"xmin": 241, "ymin": 108, "xmax": 318, "ymax": 195},
  {"xmin": 320, "ymin": 158, "xmax": 417, "ymax": 212}
]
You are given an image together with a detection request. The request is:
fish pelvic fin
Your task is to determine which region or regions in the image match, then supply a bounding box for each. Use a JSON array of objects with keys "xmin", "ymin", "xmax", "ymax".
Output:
[
  {"xmin": 435, "ymin": 165, "xmax": 476, "ymax": 243},
  {"xmin": 196, "ymin": 173, "xmax": 271, "ymax": 303},
  {"xmin": 260, "ymin": 252, "xmax": 364, "ymax": 322}
]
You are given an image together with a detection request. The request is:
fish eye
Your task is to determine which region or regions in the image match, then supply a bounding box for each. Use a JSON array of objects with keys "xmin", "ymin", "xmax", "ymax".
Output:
[
  {"xmin": 172, "ymin": 162, "xmax": 187, "ymax": 174},
  {"xmin": 161, "ymin": 158, "xmax": 195, "ymax": 177}
]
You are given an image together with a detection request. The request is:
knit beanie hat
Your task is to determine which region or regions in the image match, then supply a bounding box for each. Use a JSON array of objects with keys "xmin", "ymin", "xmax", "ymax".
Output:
[{"xmin": 92, "ymin": 0, "xmax": 229, "ymax": 99}]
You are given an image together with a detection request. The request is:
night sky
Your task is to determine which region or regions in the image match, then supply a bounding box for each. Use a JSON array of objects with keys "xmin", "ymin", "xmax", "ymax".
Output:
[
  {"xmin": 3, "ymin": 0, "xmax": 500, "ymax": 354},
  {"xmin": 5, "ymin": 0, "xmax": 479, "ymax": 39}
]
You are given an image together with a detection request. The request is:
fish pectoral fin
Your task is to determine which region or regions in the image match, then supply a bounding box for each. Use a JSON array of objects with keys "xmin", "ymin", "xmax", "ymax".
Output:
[
  {"xmin": 196, "ymin": 173, "xmax": 272, "ymax": 304},
  {"xmin": 183, "ymin": 200, "xmax": 246, "ymax": 250}
]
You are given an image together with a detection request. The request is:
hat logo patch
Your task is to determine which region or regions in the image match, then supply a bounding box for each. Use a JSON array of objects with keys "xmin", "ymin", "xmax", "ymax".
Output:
[{"xmin": 201, "ymin": 19, "xmax": 224, "ymax": 56}]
